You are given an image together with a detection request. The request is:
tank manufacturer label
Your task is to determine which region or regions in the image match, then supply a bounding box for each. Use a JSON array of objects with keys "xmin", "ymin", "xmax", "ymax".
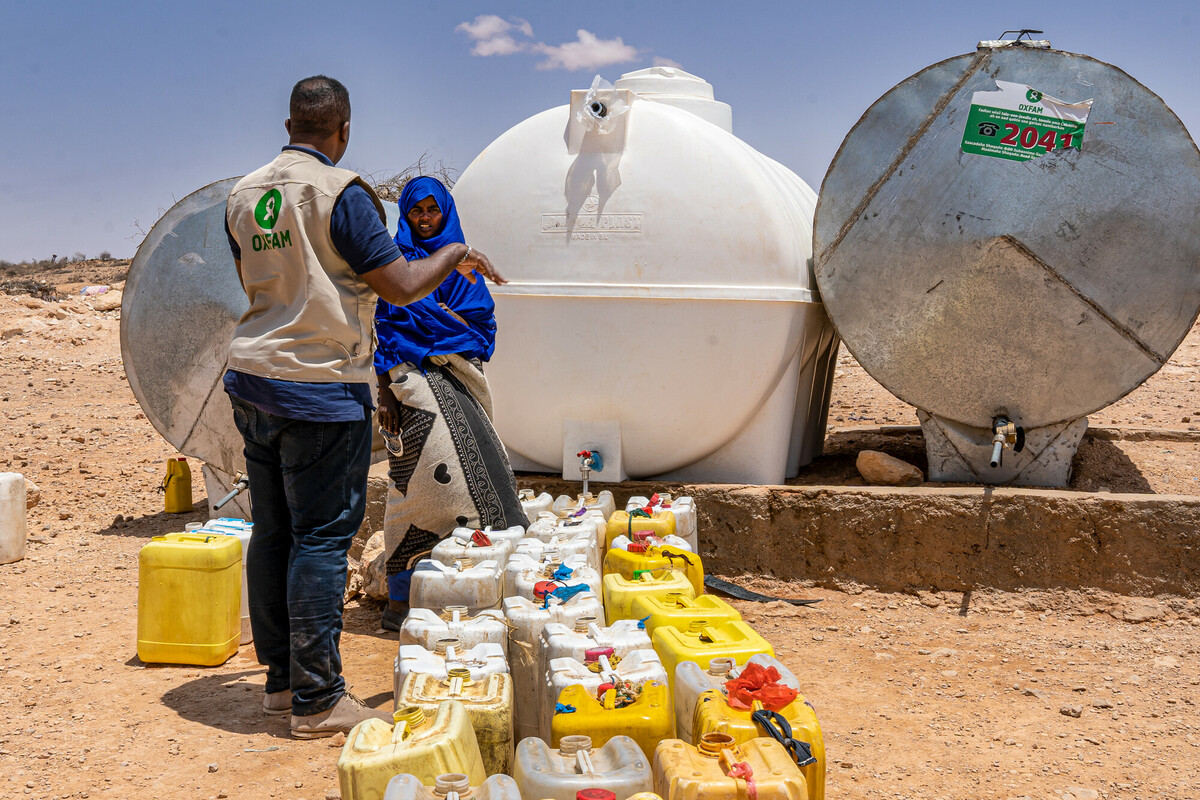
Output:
[
  {"xmin": 541, "ymin": 195, "xmax": 643, "ymax": 239},
  {"xmin": 961, "ymin": 80, "xmax": 1092, "ymax": 161},
  {"xmin": 541, "ymin": 213, "xmax": 643, "ymax": 239}
]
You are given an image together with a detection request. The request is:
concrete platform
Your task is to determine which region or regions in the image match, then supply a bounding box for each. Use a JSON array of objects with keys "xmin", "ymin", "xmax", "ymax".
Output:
[{"xmin": 357, "ymin": 426, "xmax": 1200, "ymax": 600}]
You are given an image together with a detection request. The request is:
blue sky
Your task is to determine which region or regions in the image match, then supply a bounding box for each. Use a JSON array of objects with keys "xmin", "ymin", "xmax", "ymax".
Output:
[{"xmin": 2, "ymin": 1, "xmax": 1197, "ymax": 261}]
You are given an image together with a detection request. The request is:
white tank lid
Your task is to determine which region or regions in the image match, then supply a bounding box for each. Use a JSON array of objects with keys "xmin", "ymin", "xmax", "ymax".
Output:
[
  {"xmin": 615, "ymin": 66, "xmax": 715, "ymax": 98},
  {"xmin": 615, "ymin": 67, "xmax": 732, "ymax": 131}
]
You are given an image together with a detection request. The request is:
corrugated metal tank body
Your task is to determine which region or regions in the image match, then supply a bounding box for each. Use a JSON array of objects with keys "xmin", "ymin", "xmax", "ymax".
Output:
[{"xmin": 453, "ymin": 68, "xmax": 838, "ymax": 484}]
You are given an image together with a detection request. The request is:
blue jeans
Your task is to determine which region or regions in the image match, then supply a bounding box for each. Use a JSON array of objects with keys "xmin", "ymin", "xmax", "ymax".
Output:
[{"xmin": 230, "ymin": 395, "xmax": 372, "ymax": 716}]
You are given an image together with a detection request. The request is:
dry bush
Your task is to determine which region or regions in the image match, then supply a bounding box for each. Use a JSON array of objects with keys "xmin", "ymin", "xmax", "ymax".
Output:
[{"xmin": 363, "ymin": 152, "xmax": 458, "ymax": 205}]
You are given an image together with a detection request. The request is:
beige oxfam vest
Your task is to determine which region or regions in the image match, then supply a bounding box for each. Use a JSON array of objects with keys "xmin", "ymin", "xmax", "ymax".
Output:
[{"xmin": 225, "ymin": 149, "xmax": 385, "ymax": 384}]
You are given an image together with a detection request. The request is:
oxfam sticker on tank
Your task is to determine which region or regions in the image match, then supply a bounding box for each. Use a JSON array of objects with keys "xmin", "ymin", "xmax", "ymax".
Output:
[
  {"xmin": 961, "ymin": 80, "xmax": 1093, "ymax": 162},
  {"xmin": 251, "ymin": 189, "xmax": 293, "ymax": 251}
]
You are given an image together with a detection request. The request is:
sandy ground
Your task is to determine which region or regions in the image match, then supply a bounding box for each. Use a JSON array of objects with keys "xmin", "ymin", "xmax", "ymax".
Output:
[{"xmin": 1, "ymin": 264, "xmax": 1198, "ymax": 800}]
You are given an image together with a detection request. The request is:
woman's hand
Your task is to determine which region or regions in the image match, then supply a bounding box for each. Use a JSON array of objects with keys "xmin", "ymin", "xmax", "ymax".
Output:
[
  {"xmin": 377, "ymin": 377, "xmax": 402, "ymax": 435},
  {"xmin": 457, "ymin": 246, "xmax": 506, "ymax": 285}
]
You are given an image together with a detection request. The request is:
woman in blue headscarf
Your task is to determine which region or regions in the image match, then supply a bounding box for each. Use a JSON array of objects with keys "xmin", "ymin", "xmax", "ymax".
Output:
[{"xmin": 375, "ymin": 177, "xmax": 528, "ymax": 630}]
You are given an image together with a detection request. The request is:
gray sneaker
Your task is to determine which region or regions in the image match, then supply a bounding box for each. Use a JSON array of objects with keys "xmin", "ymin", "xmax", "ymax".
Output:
[
  {"xmin": 263, "ymin": 690, "xmax": 292, "ymax": 716},
  {"xmin": 290, "ymin": 692, "xmax": 392, "ymax": 739}
]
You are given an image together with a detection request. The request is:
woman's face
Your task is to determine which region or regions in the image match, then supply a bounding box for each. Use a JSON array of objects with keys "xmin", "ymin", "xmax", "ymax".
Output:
[{"xmin": 406, "ymin": 195, "xmax": 443, "ymax": 240}]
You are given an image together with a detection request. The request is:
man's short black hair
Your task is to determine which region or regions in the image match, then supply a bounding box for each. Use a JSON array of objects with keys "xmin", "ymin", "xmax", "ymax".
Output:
[{"xmin": 289, "ymin": 75, "xmax": 350, "ymax": 139}]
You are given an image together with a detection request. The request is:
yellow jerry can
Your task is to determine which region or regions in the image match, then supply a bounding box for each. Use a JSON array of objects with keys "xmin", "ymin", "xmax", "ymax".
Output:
[
  {"xmin": 606, "ymin": 508, "xmax": 677, "ymax": 549},
  {"xmin": 631, "ymin": 593, "xmax": 741, "ymax": 637},
  {"xmin": 137, "ymin": 532, "xmax": 241, "ymax": 666},
  {"xmin": 338, "ymin": 701, "xmax": 486, "ymax": 800},
  {"xmin": 602, "ymin": 544, "xmax": 704, "ymax": 596},
  {"xmin": 162, "ymin": 457, "xmax": 194, "ymax": 513},
  {"xmin": 551, "ymin": 681, "xmax": 674, "ymax": 761},
  {"xmin": 397, "ymin": 669, "xmax": 514, "ymax": 777},
  {"xmin": 603, "ymin": 571, "xmax": 696, "ymax": 624},
  {"xmin": 652, "ymin": 622, "xmax": 773, "ymax": 694},
  {"xmin": 653, "ymin": 734, "xmax": 808, "ymax": 800},
  {"xmin": 693, "ymin": 692, "xmax": 825, "ymax": 800}
]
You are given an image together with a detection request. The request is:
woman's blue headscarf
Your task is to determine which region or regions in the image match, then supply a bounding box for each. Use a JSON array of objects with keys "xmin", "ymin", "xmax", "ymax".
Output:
[{"xmin": 373, "ymin": 176, "xmax": 497, "ymax": 374}]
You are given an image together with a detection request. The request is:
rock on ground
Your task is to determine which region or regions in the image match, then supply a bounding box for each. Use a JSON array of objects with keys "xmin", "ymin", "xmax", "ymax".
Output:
[{"xmin": 856, "ymin": 449, "xmax": 924, "ymax": 486}]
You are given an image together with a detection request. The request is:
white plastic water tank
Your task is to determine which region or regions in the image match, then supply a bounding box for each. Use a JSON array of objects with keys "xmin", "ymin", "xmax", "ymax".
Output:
[{"xmin": 453, "ymin": 68, "xmax": 839, "ymax": 484}]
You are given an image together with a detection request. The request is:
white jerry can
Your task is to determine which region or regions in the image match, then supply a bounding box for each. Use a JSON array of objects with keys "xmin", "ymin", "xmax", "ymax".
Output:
[
  {"xmin": 527, "ymin": 508, "xmax": 608, "ymax": 550},
  {"xmin": 551, "ymin": 490, "xmax": 616, "ymax": 522},
  {"xmin": 399, "ymin": 607, "xmax": 509, "ymax": 658},
  {"xmin": 512, "ymin": 734, "xmax": 652, "ymax": 800},
  {"xmin": 393, "ymin": 638, "xmax": 509, "ymax": 702},
  {"xmin": 503, "ymin": 591, "xmax": 605, "ymax": 743},
  {"xmin": 409, "ymin": 558, "xmax": 504, "ymax": 615},
  {"xmin": 513, "ymin": 529, "xmax": 601, "ymax": 573},
  {"xmin": 626, "ymin": 493, "xmax": 698, "ymax": 552},
  {"xmin": 431, "ymin": 527, "xmax": 522, "ymax": 569},
  {"xmin": 518, "ymin": 489, "xmax": 554, "ymax": 522},
  {"xmin": 503, "ymin": 552, "xmax": 601, "ymax": 601}
]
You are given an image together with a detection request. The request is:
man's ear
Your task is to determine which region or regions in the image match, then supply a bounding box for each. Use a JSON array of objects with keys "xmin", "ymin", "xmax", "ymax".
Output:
[
  {"xmin": 340, "ymin": 120, "xmax": 351, "ymax": 143},
  {"xmin": 284, "ymin": 118, "xmax": 292, "ymax": 136}
]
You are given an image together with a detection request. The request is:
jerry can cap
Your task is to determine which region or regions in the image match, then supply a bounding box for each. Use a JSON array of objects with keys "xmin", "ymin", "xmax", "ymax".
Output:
[
  {"xmin": 559, "ymin": 734, "xmax": 592, "ymax": 755},
  {"xmin": 698, "ymin": 732, "xmax": 736, "ymax": 756},
  {"xmin": 578, "ymin": 790, "xmax": 615, "ymax": 800},
  {"xmin": 584, "ymin": 646, "xmax": 614, "ymax": 663}
]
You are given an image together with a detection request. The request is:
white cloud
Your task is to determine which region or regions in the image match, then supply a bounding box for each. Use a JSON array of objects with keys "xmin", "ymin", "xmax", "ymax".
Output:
[
  {"xmin": 533, "ymin": 29, "xmax": 640, "ymax": 71},
  {"xmin": 457, "ymin": 19, "xmax": 644, "ymax": 72},
  {"xmin": 652, "ymin": 56, "xmax": 683, "ymax": 69},
  {"xmin": 455, "ymin": 15, "xmax": 534, "ymax": 57}
]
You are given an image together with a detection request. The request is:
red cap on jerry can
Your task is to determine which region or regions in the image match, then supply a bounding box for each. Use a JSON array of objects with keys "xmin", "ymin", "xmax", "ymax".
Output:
[{"xmin": 578, "ymin": 790, "xmax": 616, "ymax": 800}]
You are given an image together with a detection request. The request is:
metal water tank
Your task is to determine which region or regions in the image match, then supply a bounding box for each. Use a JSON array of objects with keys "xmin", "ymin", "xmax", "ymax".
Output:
[
  {"xmin": 453, "ymin": 67, "xmax": 839, "ymax": 484},
  {"xmin": 120, "ymin": 178, "xmax": 257, "ymax": 517},
  {"xmin": 813, "ymin": 39, "xmax": 1200, "ymax": 485},
  {"xmin": 121, "ymin": 179, "xmax": 398, "ymax": 517}
]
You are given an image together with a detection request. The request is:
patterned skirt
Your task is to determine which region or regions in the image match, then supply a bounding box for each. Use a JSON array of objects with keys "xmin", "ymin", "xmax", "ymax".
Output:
[{"xmin": 382, "ymin": 354, "xmax": 529, "ymax": 577}]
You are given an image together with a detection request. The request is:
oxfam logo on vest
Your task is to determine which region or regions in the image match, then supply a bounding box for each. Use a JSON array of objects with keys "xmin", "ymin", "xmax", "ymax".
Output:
[
  {"xmin": 250, "ymin": 189, "xmax": 293, "ymax": 252},
  {"xmin": 254, "ymin": 189, "xmax": 283, "ymax": 230}
]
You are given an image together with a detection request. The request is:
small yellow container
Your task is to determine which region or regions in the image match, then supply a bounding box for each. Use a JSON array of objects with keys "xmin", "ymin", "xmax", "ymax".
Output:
[
  {"xmin": 338, "ymin": 700, "xmax": 486, "ymax": 800},
  {"xmin": 137, "ymin": 532, "xmax": 241, "ymax": 666},
  {"xmin": 693, "ymin": 692, "xmax": 825, "ymax": 800},
  {"xmin": 162, "ymin": 457, "xmax": 193, "ymax": 513},
  {"xmin": 551, "ymin": 681, "xmax": 673, "ymax": 761},
  {"xmin": 631, "ymin": 594, "xmax": 742, "ymax": 638},
  {"xmin": 653, "ymin": 734, "xmax": 809, "ymax": 800},
  {"xmin": 603, "ymin": 571, "xmax": 696, "ymax": 624},
  {"xmin": 652, "ymin": 622, "xmax": 773, "ymax": 694},
  {"xmin": 603, "ymin": 545, "xmax": 704, "ymax": 596},
  {"xmin": 397, "ymin": 669, "xmax": 514, "ymax": 777},
  {"xmin": 606, "ymin": 509, "xmax": 677, "ymax": 549}
]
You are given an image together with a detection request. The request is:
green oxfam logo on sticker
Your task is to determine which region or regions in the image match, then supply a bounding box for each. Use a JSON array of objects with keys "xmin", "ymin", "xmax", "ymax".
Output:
[
  {"xmin": 254, "ymin": 189, "xmax": 283, "ymax": 230},
  {"xmin": 1026, "ymin": 89, "xmax": 1043, "ymax": 104}
]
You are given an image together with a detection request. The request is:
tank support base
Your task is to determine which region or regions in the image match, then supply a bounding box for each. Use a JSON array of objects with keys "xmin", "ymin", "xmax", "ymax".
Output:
[{"xmin": 919, "ymin": 411, "xmax": 1088, "ymax": 487}]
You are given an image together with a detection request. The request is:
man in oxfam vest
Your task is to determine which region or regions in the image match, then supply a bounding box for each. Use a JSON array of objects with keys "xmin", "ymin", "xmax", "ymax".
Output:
[{"xmin": 224, "ymin": 75, "xmax": 503, "ymax": 739}]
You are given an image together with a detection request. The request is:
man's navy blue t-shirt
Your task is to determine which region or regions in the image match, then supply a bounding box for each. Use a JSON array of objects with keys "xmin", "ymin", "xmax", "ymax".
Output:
[{"xmin": 223, "ymin": 146, "xmax": 401, "ymax": 422}]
